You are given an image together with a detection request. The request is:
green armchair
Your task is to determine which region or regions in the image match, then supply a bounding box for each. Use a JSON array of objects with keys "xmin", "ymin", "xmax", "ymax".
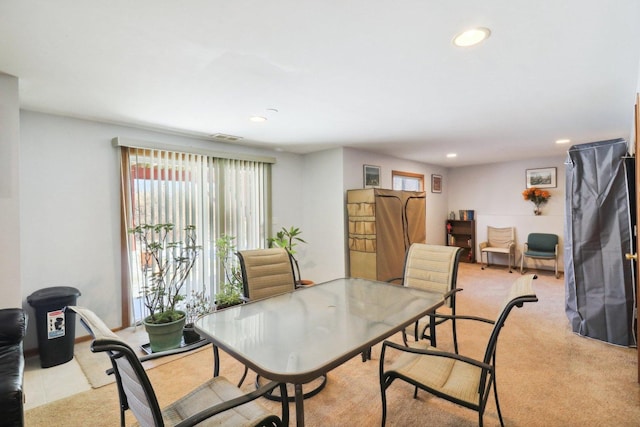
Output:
[{"xmin": 520, "ymin": 233, "xmax": 559, "ymax": 278}]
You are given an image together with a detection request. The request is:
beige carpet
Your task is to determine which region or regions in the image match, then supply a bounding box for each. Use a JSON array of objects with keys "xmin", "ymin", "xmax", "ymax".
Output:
[
  {"xmin": 74, "ymin": 325, "xmax": 209, "ymax": 388},
  {"xmin": 26, "ymin": 263, "xmax": 640, "ymax": 426}
]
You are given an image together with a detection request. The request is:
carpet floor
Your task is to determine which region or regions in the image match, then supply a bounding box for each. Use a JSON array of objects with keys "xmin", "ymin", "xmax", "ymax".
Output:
[{"xmin": 25, "ymin": 263, "xmax": 640, "ymax": 426}]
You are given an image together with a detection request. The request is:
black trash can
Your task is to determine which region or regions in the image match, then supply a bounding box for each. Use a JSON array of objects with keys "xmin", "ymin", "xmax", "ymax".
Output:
[{"xmin": 27, "ymin": 286, "xmax": 81, "ymax": 368}]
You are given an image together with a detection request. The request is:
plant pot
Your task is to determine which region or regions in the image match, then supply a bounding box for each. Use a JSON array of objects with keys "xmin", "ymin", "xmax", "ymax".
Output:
[
  {"xmin": 214, "ymin": 301, "xmax": 242, "ymax": 311},
  {"xmin": 183, "ymin": 324, "xmax": 202, "ymax": 345},
  {"xmin": 143, "ymin": 311, "xmax": 186, "ymax": 353}
]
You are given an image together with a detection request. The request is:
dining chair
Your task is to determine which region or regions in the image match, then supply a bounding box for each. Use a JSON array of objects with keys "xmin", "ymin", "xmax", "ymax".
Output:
[
  {"xmin": 520, "ymin": 233, "xmax": 560, "ymax": 278},
  {"xmin": 235, "ymin": 248, "xmax": 326, "ymax": 401},
  {"xmin": 237, "ymin": 248, "xmax": 297, "ymax": 301},
  {"xmin": 480, "ymin": 226, "xmax": 516, "ymax": 273},
  {"xmin": 392, "ymin": 244, "xmax": 463, "ymax": 353},
  {"xmin": 379, "ymin": 274, "xmax": 538, "ymax": 427},
  {"xmin": 66, "ymin": 306, "xmax": 289, "ymax": 427}
]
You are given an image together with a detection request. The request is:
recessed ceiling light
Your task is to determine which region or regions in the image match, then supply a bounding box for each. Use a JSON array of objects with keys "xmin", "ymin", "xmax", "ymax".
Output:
[
  {"xmin": 453, "ymin": 27, "xmax": 491, "ymax": 47},
  {"xmin": 446, "ymin": 153, "xmax": 457, "ymax": 158},
  {"xmin": 555, "ymin": 138, "xmax": 571, "ymax": 144},
  {"xmin": 250, "ymin": 116, "xmax": 267, "ymax": 123}
]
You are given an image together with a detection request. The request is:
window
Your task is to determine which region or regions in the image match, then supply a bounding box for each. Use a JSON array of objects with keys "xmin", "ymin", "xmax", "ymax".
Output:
[
  {"xmin": 119, "ymin": 145, "xmax": 271, "ymax": 324},
  {"xmin": 392, "ymin": 170, "xmax": 424, "ymax": 191}
]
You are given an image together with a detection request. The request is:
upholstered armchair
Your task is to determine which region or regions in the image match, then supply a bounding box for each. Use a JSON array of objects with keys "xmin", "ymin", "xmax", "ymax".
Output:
[
  {"xmin": 521, "ymin": 233, "xmax": 560, "ymax": 278},
  {"xmin": 480, "ymin": 226, "xmax": 516, "ymax": 273}
]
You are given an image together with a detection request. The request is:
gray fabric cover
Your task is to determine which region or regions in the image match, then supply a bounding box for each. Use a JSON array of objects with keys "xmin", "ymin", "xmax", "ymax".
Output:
[{"xmin": 564, "ymin": 138, "xmax": 636, "ymax": 346}]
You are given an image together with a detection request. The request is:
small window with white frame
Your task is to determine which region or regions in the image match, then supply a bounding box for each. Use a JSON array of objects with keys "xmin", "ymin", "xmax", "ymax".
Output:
[{"xmin": 392, "ymin": 170, "xmax": 424, "ymax": 191}]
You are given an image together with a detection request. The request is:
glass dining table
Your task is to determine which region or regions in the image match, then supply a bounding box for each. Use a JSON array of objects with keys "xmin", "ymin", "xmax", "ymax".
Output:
[{"xmin": 195, "ymin": 277, "xmax": 444, "ymax": 426}]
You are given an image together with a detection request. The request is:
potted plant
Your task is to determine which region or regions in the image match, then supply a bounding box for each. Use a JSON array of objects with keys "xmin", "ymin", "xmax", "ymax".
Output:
[
  {"xmin": 213, "ymin": 235, "xmax": 244, "ymax": 309},
  {"xmin": 268, "ymin": 226, "xmax": 311, "ymax": 286},
  {"xmin": 129, "ymin": 223, "xmax": 200, "ymax": 352},
  {"xmin": 182, "ymin": 289, "xmax": 212, "ymax": 344}
]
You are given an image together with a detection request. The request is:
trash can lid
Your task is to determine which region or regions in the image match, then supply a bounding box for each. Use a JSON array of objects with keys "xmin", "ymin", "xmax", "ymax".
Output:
[{"xmin": 27, "ymin": 286, "xmax": 82, "ymax": 305}]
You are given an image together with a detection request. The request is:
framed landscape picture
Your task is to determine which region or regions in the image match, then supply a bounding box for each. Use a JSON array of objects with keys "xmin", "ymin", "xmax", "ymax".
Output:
[
  {"xmin": 363, "ymin": 165, "xmax": 381, "ymax": 188},
  {"xmin": 526, "ymin": 167, "xmax": 556, "ymax": 188}
]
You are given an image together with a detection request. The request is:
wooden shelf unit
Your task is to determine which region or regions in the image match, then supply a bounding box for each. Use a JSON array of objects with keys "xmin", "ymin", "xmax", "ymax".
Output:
[{"xmin": 446, "ymin": 220, "xmax": 476, "ymax": 263}]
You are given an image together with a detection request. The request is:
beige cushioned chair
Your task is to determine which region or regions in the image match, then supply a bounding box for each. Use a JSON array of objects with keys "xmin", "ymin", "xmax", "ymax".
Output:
[
  {"xmin": 394, "ymin": 244, "xmax": 463, "ymax": 353},
  {"xmin": 237, "ymin": 248, "xmax": 296, "ymax": 301},
  {"xmin": 236, "ymin": 248, "xmax": 326, "ymax": 400},
  {"xmin": 379, "ymin": 274, "xmax": 538, "ymax": 427},
  {"xmin": 480, "ymin": 226, "xmax": 516, "ymax": 273},
  {"xmin": 67, "ymin": 305, "xmax": 288, "ymax": 427}
]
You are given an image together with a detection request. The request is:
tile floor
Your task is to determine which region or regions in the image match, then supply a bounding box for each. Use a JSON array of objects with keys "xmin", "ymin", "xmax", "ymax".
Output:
[{"xmin": 23, "ymin": 355, "xmax": 91, "ymax": 410}]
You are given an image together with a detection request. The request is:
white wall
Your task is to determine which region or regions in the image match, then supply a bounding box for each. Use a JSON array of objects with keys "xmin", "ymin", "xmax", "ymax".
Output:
[
  {"xmin": 18, "ymin": 111, "xmax": 305, "ymax": 350},
  {"xmin": 449, "ymin": 155, "xmax": 566, "ymax": 270},
  {"xmin": 0, "ymin": 73, "xmax": 22, "ymax": 308},
  {"xmin": 342, "ymin": 147, "xmax": 449, "ymax": 244},
  {"xmin": 299, "ymin": 148, "xmax": 346, "ymax": 283}
]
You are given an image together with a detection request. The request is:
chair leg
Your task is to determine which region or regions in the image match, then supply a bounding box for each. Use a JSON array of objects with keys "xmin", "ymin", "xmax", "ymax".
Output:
[
  {"xmin": 452, "ymin": 317, "xmax": 459, "ymax": 354},
  {"xmin": 508, "ymin": 253, "xmax": 513, "ymax": 273},
  {"xmin": 212, "ymin": 345, "xmax": 220, "ymax": 377},
  {"xmin": 380, "ymin": 377, "xmax": 390, "ymax": 427},
  {"xmin": 520, "ymin": 254, "xmax": 525, "ymax": 274},
  {"xmin": 493, "ymin": 374, "xmax": 505, "ymax": 427},
  {"xmin": 361, "ymin": 347, "xmax": 371, "ymax": 362},
  {"xmin": 426, "ymin": 318, "xmax": 437, "ymax": 348},
  {"xmin": 237, "ymin": 366, "xmax": 249, "ymax": 387}
]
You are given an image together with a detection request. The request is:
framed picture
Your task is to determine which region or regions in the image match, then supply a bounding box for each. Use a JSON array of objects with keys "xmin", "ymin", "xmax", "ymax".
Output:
[
  {"xmin": 431, "ymin": 174, "xmax": 442, "ymax": 193},
  {"xmin": 363, "ymin": 164, "xmax": 381, "ymax": 188},
  {"xmin": 526, "ymin": 167, "xmax": 557, "ymax": 188}
]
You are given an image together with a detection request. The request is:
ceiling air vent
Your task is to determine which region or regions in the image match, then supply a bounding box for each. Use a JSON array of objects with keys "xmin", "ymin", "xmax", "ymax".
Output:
[{"xmin": 211, "ymin": 133, "xmax": 243, "ymax": 142}]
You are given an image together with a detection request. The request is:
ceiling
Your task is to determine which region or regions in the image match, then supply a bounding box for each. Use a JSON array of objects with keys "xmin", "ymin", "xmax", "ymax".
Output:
[{"xmin": 2, "ymin": 1, "xmax": 640, "ymax": 167}]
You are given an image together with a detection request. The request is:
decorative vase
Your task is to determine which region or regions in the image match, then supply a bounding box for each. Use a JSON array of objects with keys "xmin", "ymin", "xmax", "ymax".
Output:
[
  {"xmin": 143, "ymin": 310, "xmax": 186, "ymax": 353},
  {"xmin": 534, "ymin": 208, "xmax": 541, "ymax": 216}
]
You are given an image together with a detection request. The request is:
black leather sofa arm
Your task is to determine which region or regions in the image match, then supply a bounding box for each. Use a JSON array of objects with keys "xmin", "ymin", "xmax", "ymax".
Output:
[
  {"xmin": 0, "ymin": 308, "xmax": 28, "ymax": 427},
  {"xmin": 0, "ymin": 309, "xmax": 28, "ymax": 345}
]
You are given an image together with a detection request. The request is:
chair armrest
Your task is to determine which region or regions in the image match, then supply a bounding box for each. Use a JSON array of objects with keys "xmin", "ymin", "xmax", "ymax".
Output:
[
  {"xmin": 380, "ymin": 340, "xmax": 493, "ymax": 371},
  {"xmin": 442, "ymin": 288, "xmax": 463, "ymax": 301},
  {"xmin": 479, "ymin": 241, "xmax": 488, "ymax": 250},
  {"xmin": 429, "ymin": 313, "xmax": 495, "ymax": 326},
  {"xmin": 176, "ymin": 379, "xmax": 284, "ymax": 427}
]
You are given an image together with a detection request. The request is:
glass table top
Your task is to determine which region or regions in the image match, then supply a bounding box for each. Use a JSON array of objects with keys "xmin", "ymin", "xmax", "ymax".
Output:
[{"xmin": 195, "ymin": 277, "xmax": 443, "ymax": 383}]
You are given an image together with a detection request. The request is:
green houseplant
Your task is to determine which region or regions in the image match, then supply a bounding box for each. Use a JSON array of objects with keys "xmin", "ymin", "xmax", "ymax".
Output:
[
  {"xmin": 268, "ymin": 226, "xmax": 308, "ymax": 285},
  {"xmin": 129, "ymin": 223, "xmax": 200, "ymax": 352},
  {"xmin": 213, "ymin": 235, "xmax": 243, "ymax": 308}
]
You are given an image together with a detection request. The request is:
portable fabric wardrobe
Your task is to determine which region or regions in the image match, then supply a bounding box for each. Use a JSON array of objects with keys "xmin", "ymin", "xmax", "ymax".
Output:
[{"xmin": 565, "ymin": 138, "xmax": 637, "ymax": 346}]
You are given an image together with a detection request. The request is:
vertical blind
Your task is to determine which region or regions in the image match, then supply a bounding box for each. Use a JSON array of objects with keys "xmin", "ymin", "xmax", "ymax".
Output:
[{"xmin": 120, "ymin": 146, "xmax": 271, "ymax": 324}]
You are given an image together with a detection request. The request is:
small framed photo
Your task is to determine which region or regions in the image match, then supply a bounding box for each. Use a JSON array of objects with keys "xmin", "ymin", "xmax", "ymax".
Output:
[
  {"xmin": 431, "ymin": 174, "xmax": 442, "ymax": 193},
  {"xmin": 526, "ymin": 167, "xmax": 557, "ymax": 188},
  {"xmin": 363, "ymin": 165, "xmax": 381, "ymax": 188}
]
